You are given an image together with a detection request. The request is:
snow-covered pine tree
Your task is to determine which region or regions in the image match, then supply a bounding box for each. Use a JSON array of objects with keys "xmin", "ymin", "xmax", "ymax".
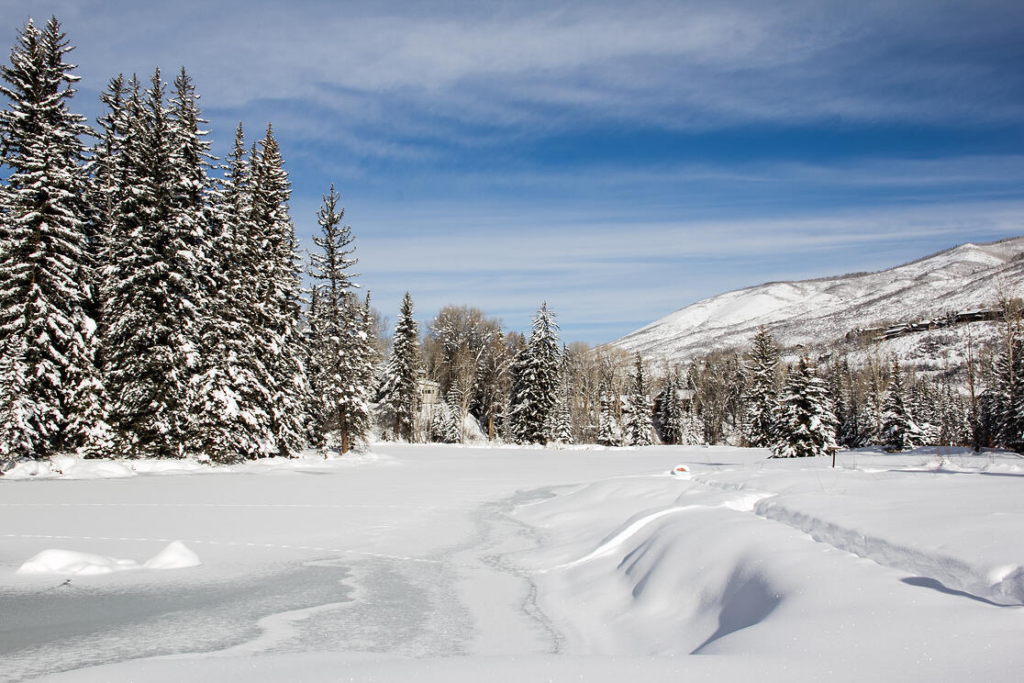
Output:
[
  {"xmin": 248, "ymin": 124, "xmax": 309, "ymax": 456},
  {"xmin": 429, "ymin": 401, "xmax": 454, "ymax": 443},
  {"xmin": 187, "ymin": 122, "xmax": 275, "ymax": 462},
  {"xmin": 680, "ymin": 400, "xmax": 704, "ymax": 446},
  {"xmin": 624, "ymin": 353, "xmax": 654, "ymax": 446},
  {"xmin": 936, "ymin": 383, "xmax": 969, "ymax": 447},
  {"xmin": 832, "ymin": 358, "xmax": 860, "ymax": 448},
  {"xmin": 102, "ymin": 70, "xmax": 214, "ymax": 458},
  {"xmin": 771, "ymin": 358, "xmax": 838, "ymax": 458},
  {"xmin": 908, "ymin": 379, "xmax": 942, "ymax": 445},
  {"xmin": 880, "ymin": 358, "xmax": 923, "ymax": 452},
  {"xmin": 348, "ymin": 291, "xmax": 380, "ymax": 445},
  {"xmin": 990, "ymin": 336, "xmax": 1024, "ymax": 452},
  {"xmin": 742, "ymin": 327, "xmax": 780, "ymax": 448},
  {"xmin": 546, "ymin": 361, "xmax": 574, "ymax": 445},
  {"xmin": 164, "ymin": 68, "xmax": 255, "ymax": 462},
  {"xmin": 377, "ymin": 292, "xmax": 421, "ymax": 441},
  {"xmin": 507, "ymin": 302, "xmax": 561, "ymax": 444},
  {"xmin": 597, "ymin": 380, "xmax": 620, "ymax": 446},
  {"xmin": 657, "ymin": 376, "xmax": 682, "ymax": 444},
  {"xmin": 0, "ymin": 17, "xmax": 107, "ymax": 459},
  {"xmin": 444, "ymin": 391, "xmax": 463, "ymax": 442},
  {"xmin": 305, "ymin": 285, "xmax": 327, "ymax": 446},
  {"xmin": 307, "ymin": 185, "xmax": 373, "ymax": 454}
]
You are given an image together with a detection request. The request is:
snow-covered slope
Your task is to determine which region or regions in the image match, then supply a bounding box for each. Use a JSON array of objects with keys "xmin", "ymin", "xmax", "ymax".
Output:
[{"xmin": 614, "ymin": 237, "xmax": 1024, "ymax": 362}]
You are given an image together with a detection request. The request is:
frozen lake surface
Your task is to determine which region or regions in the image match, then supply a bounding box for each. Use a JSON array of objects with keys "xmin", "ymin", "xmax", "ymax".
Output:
[{"xmin": 2, "ymin": 445, "xmax": 1022, "ymax": 682}]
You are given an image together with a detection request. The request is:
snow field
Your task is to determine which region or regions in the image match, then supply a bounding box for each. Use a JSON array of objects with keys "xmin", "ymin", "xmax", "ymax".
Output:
[
  {"xmin": 513, "ymin": 447, "xmax": 1024, "ymax": 680},
  {"xmin": 2, "ymin": 445, "xmax": 1022, "ymax": 682}
]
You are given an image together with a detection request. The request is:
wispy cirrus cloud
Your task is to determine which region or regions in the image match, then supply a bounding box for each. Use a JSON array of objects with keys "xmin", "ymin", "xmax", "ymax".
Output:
[{"xmin": 20, "ymin": 0, "xmax": 1024, "ymax": 145}]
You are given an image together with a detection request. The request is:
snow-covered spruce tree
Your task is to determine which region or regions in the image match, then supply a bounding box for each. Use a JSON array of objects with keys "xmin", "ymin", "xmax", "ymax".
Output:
[
  {"xmin": 906, "ymin": 378, "xmax": 940, "ymax": 445},
  {"xmin": 377, "ymin": 292, "xmax": 421, "ymax": 441},
  {"xmin": 166, "ymin": 68, "xmax": 254, "ymax": 462},
  {"xmin": 338, "ymin": 291, "xmax": 378, "ymax": 451},
  {"xmin": 742, "ymin": 327, "xmax": 780, "ymax": 448},
  {"xmin": 102, "ymin": 70, "xmax": 217, "ymax": 459},
  {"xmin": 624, "ymin": 353, "xmax": 654, "ymax": 446},
  {"xmin": 507, "ymin": 302, "xmax": 561, "ymax": 444},
  {"xmin": 989, "ymin": 336, "xmax": 1024, "ymax": 452},
  {"xmin": 546, "ymin": 359, "xmax": 574, "ymax": 445},
  {"xmin": 771, "ymin": 358, "xmax": 838, "ymax": 459},
  {"xmin": 430, "ymin": 391, "xmax": 462, "ymax": 444},
  {"xmin": 187, "ymin": 122, "xmax": 274, "ymax": 462},
  {"xmin": 880, "ymin": 358, "xmax": 923, "ymax": 452},
  {"xmin": 247, "ymin": 124, "xmax": 309, "ymax": 456},
  {"xmin": 657, "ymin": 376, "xmax": 682, "ymax": 445},
  {"xmin": 307, "ymin": 185, "xmax": 374, "ymax": 454},
  {"xmin": 0, "ymin": 17, "xmax": 111, "ymax": 459},
  {"xmin": 833, "ymin": 358, "xmax": 861, "ymax": 448},
  {"xmin": 680, "ymin": 400, "xmax": 704, "ymax": 446},
  {"xmin": 597, "ymin": 380, "xmax": 620, "ymax": 446}
]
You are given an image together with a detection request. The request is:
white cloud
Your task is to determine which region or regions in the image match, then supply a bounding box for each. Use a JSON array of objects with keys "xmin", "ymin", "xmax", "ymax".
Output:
[
  {"xmin": 350, "ymin": 197, "xmax": 1024, "ymax": 341},
  {"xmin": 16, "ymin": 0, "xmax": 1022, "ymax": 147}
]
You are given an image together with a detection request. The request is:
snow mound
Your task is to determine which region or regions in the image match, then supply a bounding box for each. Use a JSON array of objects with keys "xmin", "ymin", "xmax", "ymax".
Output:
[
  {"xmin": 143, "ymin": 541, "xmax": 202, "ymax": 570},
  {"xmin": 1, "ymin": 450, "xmax": 391, "ymax": 480},
  {"xmin": 3, "ymin": 456, "xmax": 135, "ymax": 479},
  {"xmin": 17, "ymin": 542, "xmax": 201, "ymax": 576},
  {"xmin": 17, "ymin": 549, "xmax": 141, "ymax": 576}
]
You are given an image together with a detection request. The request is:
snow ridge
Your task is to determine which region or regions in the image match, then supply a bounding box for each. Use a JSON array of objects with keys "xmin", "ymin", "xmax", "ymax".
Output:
[
  {"xmin": 613, "ymin": 237, "xmax": 1024, "ymax": 362},
  {"xmin": 752, "ymin": 498, "xmax": 1024, "ymax": 607}
]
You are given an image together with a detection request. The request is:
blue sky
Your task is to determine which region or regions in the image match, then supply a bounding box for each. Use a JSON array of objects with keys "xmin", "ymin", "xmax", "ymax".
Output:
[{"xmin": 4, "ymin": 0, "xmax": 1024, "ymax": 342}]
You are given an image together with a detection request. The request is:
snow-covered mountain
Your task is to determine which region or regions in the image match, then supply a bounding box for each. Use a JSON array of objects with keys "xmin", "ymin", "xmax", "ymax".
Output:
[{"xmin": 613, "ymin": 237, "xmax": 1024, "ymax": 363}]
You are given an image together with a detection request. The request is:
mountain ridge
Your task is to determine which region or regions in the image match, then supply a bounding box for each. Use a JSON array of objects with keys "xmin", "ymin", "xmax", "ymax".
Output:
[{"xmin": 612, "ymin": 236, "xmax": 1024, "ymax": 364}]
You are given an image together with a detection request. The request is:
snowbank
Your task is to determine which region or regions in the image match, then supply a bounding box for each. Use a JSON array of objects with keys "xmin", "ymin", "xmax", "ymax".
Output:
[
  {"xmin": 17, "ymin": 542, "xmax": 201, "ymax": 575},
  {"xmin": 1, "ymin": 449, "xmax": 391, "ymax": 480}
]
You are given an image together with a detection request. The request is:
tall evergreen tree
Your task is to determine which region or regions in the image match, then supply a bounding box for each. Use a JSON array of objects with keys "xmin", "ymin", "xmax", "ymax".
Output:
[
  {"xmin": 188, "ymin": 123, "xmax": 274, "ymax": 462},
  {"xmin": 742, "ymin": 327, "xmax": 780, "ymax": 448},
  {"xmin": 657, "ymin": 376, "xmax": 683, "ymax": 445},
  {"xmin": 377, "ymin": 292, "xmax": 421, "ymax": 441},
  {"xmin": 307, "ymin": 185, "xmax": 373, "ymax": 454},
  {"xmin": 771, "ymin": 358, "xmax": 838, "ymax": 458},
  {"xmin": 102, "ymin": 70, "xmax": 212, "ymax": 458},
  {"xmin": 507, "ymin": 302, "xmax": 561, "ymax": 444},
  {"xmin": 597, "ymin": 380, "xmax": 620, "ymax": 446},
  {"xmin": 624, "ymin": 352, "xmax": 654, "ymax": 446},
  {"xmin": 0, "ymin": 17, "xmax": 108, "ymax": 459},
  {"xmin": 880, "ymin": 358, "xmax": 923, "ymax": 452},
  {"xmin": 833, "ymin": 358, "xmax": 861, "ymax": 448},
  {"xmin": 990, "ymin": 336, "xmax": 1024, "ymax": 452},
  {"xmin": 248, "ymin": 124, "xmax": 308, "ymax": 456}
]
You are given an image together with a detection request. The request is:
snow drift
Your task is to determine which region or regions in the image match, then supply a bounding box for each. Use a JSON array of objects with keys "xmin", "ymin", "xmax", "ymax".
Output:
[{"xmin": 17, "ymin": 542, "xmax": 201, "ymax": 576}]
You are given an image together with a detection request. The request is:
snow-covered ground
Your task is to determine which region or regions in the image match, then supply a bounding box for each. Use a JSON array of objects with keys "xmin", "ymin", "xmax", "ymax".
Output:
[{"xmin": 2, "ymin": 445, "xmax": 1022, "ymax": 682}]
